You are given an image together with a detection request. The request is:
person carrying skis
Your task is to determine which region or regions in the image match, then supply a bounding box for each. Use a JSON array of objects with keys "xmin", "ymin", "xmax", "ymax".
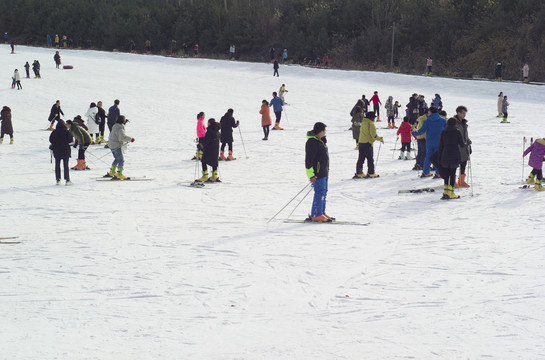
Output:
[
  {"xmin": 305, "ymin": 122, "xmax": 332, "ymax": 222},
  {"xmin": 107, "ymin": 99, "xmax": 120, "ymax": 132},
  {"xmin": 96, "ymin": 101, "xmax": 107, "ymax": 144},
  {"xmin": 219, "ymin": 108, "xmax": 239, "ymax": 161},
  {"xmin": 270, "ymin": 92, "xmax": 284, "ymax": 130},
  {"xmin": 193, "ymin": 112, "xmax": 206, "ymax": 159},
  {"xmin": 49, "ymin": 119, "xmax": 73, "ymax": 185},
  {"xmin": 106, "ymin": 115, "xmax": 134, "ymax": 180},
  {"xmin": 279, "ymin": 84, "xmax": 288, "ymax": 104},
  {"xmin": 24, "ymin": 61, "xmax": 30, "ymax": 78},
  {"xmin": 369, "ymin": 91, "xmax": 382, "ymax": 121},
  {"xmin": 501, "ymin": 96, "xmax": 510, "ymax": 123},
  {"xmin": 385, "ymin": 96, "xmax": 396, "ymax": 128},
  {"xmin": 354, "ymin": 111, "xmax": 383, "ymax": 178},
  {"xmin": 197, "ymin": 118, "xmax": 220, "ymax": 182},
  {"xmin": 66, "ymin": 118, "xmax": 91, "ymax": 170},
  {"xmin": 0, "ymin": 106, "xmax": 14, "ymax": 144},
  {"xmin": 437, "ymin": 117, "xmax": 466, "ymax": 199},
  {"xmin": 48, "ymin": 100, "xmax": 64, "ymax": 130},
  {"xmin": 412, "ymin": 107, "xmax": 447, "ymax": 178},
  {"xmin": 397, "ymin": 116, "xmax": 413, "ymax": 160},
  {"xmin": 54, "ymin": 51, "xmax": 61, "ymax": 69},
  {"xmin": 84, "ymin": 102, "xmax": 100, "ymax": 144},
  {"xmin": 523, "ymin": 138, "xmax": 545, "ymax": 191},
  {"xmin": 452, "ymin": 106, "xmax": 471, "ymax": 188},
  {"xmin": 259, "ymin": 100, "xmax": 272, "ymax": 140}
]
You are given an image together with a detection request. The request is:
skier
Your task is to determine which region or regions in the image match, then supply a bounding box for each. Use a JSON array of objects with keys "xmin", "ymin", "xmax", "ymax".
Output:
[
  {"xmin": 369, "ymin": 91, "xmax": 382, "ymax": 121},
  {"xmin": 350, "ymin": 105, "xmax": 364, "ymax": 149},
  {"xmin": 393, "ymin": 101, "xmax": 401, "ymax": 118},
  {"xmin": 279, "ymin": 84, "xmax": 288, "ymax": 104},
  {"xmin": 47, "ymin": 34, "xmax": 52, "ymax": 47},
  {"xmin": 273, "ymin": 60, "xmax": 279, "ymax": 77},
  {"xmin": 396, "ymin": 117, "xmax": 413, "ymax": 160},
  {"xmin": 0, "ymin": 106, "xmax": 14, "ymax": 144},
  {"xmin": 193, "ymin": 112, "xmax": 206, "ymax": 160},
  {"xmin": 219, "ymin": 108, "xmax": 239, "ymax": 161},
  {"xmin": 96, "ymin": 101, "xmax": 107, "ymax": 144},
  {"xmin": 13, "ymin": 69, "xmax": 21, "ymax": 89},
  {"xmin": 171, "ymin": 39, "xmax": 177, "ymax": 56},
  {"xmin": 354, "ymin": 112, "xmax": 383, "ymax": 178},
  {"xmin": 106, "ymin": 115, "xmax": 135, "ymax": 180},
  {"xmin": 10, "ymin": 41, "xmax": 14, "ymax": 54},
  {"xmin": 407, "ymin": 93, "xmax": 419, "ymax": 125},
  {"xmin": 522, "ymin": 63, "xmax": 529, "ymax": 83},
  {"xmin": 84, "ymin": 102, "xmax": 100, "ymax": 144},
  {"xmin": 270, "ymin": 92, "xmax": 284, "ymax": 130},
  {"xmin": 24, "ymin": 61, "xmax": 30, "ymax": 78},
  {"xmin": 3, "ymin": 32, "xmax": 8, "ymax": 44},
  {"xmin": 495, "ymin": 62, "xmax": 502, "ymax": 81},
  {"xmin": 54, "ymin": 51, "xmax": 61, "ymax": 69},
  {"xmin": 384, "ymin": 96, "xmax": 396, "ymax": 128},
  {"xmin": 229, "ymin": 44, "xmax": 235, "ymax": 59},
  {"xmin": 194, "ymin": 44, "xmax": 199, "ymax": 57},
  {"xmin": 54, "ymin": 34, "xmax": 60, "ymax": 48},
  {"xmin": 412, "ymin": 107, "xmax": 447, "ymax": 178},
  {"xmin": 305, "ymin": 122, "xmax": 332, "ymax": 222},
  {"xmin": 145, "ymin": 40, "xmax": 151, "ymax": 54},
  {"xmin": 452, "ymin": 106, "xmax": 471, "ymax": 188},
  {"xmin": 413, "ymin": 108, "xmax": 429, "ymax": 170},
  {"xmin": 497, "ymin": 92, "xmax": 504, "ymax": 117},
  {"xmin": 49, "ymin": 119, "xmax": 73, "ymax": 185},
  {"xmin": 130, "ymin": 40, "xmax": 136, "ymax": 53},
  {"xmin": 437, "ymin": 117, "xmax": 466, "ymax": 199},
  {"xmin": 66, "ymin": 118, "xmax": 91, "ymax": 170},
  {"xmin": 501, "ymin": 95, "xmax": 509, "ymax": 123},
  {"xmin": 259, "ymin": 100, "xmax": 272, "ymax": 140},
  {"xmin": 323, "ymin": 55, "xmax": 329, "ymax": 68},
  {"xmin": 417, "ymin": 95, "xmax": 428, "ymax": 116},
  {"xmin": 32, "ymin": 60, "xmax": 41, "ymax": 78},
  {"xmin": 426, "ymin": 57, "xmax": 433, "ymax": 75},
  {"xmin": 523, "ymin": 138, "xmax": 545, "ymax": 191},
  {"xmin": 282, "ymin": 49, "xmax": 287, "ymax": 64},
  {"xmin": 48, "ymin": 100, "xmax": 64, "ymax": 130},
  {"xmin": 270, "ymin": 47, "xmax": 275, "ymax": 62},
  {"xmin": 197, "ymin": 118, "xmax": 221, "ymax": 182},
  {"xmin": 107, "ymin": 99, "xmax": 120, "ymax": 132},
  {"xmin": 183, "ymin": 43, "xmax": 188, "ymax": 57}
]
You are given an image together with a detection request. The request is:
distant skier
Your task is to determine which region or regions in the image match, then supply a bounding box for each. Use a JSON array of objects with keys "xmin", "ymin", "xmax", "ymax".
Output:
[
  {"xmin": 305, "ymin": 121, "xmax": 332, "ymax": 222},
  {"xmin": 0, "ymin": 106, "xmax": 14, "ymax": 144},
  {"xmin": 84, "ymin": 102, "xmax": 99, "ymax": 144},
  {"xmin": 273, "ymin": 60, "xmax": 279, "ymax": 77},
  {"xmin": 497, "ymin": 92, "xmax": 504, "ymax": 117},
  {"xmin": 13, "ymin": 69, "xmax": 21, "ymax": 89},
  {"xmin": 194, "ymin": 44, "xmax": 199, "ymax": 57},
  {"xmin": 3, "ymin": 32, "xmax": 8, "ymax": 44},
  {"xmin": 106, "ymin": 115, "xmax": 135, "ymax": 180},
  {"xmin": 32, "ymin": 60, "xmax": 41, "ymax": 78},
  {"xmin": 397, "ymin": 116, "xmax": 413, "ymax": 160},
  {"xmin": 385, "ymin": 96, "xmax": 396, "ymax": 128},
  {"xmin": 279, "ymin": 84, "xmax": 288, "ymax": 104},
  {"xmin": 270, "ymin": 92, "xmax": 284, "ymax": 130},
  {"xmin": 282, "ymin": 49, "xmax": 287, "ymax": 64},
  {"xmin": 219, "ymin": 108, "xmax": 239, "ymax": 161},
  {"xmin": 54, "ymin": 51, "xmax": 61, "ymax": 69},
  {"xmin": 47, "ymin": 34, "xmax": 52, "ymax": 47},
  {"xmin": 66, "ymin": 118, "xmax": 91, "ymax": 170},
  {"xmin": 107, "ymin": 99, "xmax": 120, "ymax": 132},
  {"xmin": 49, "ymin": 119, "xmax": 73, "ymax": 185},
  {"xmin": 437, "ymin": 117, "xmax": 466, "ymax": 199},
  {"xmin": 229, "ymin": 44, "xmax": 235, "ymax": 59},
  {"xmin": 259, "ymin": 100, "xmax": 272, "ymax": 140},
  {"xmin": 354, "ymin": 112, "xmax": 383, "ymax": 178},
  {"xmin": 96, "ymin": 101, "xmax": 107, "ymax": 144},
  {"xmin": 197, "ymin": 118, "xmax": 221, "ymax": 182},
  {"xmin": 501, "ymin": 96, "xmax": 509, "ymax": 123},
  {"xmin": 412, "ymin": 107, "xmax": 446, "ymax": 178},
  {"xmin": 369, "ymin": 91, "xmax": 382, "ymax": 121},
  {"xmin": 10, "ymin": 41, "xmax": 14, "ymax": 54},
  {"xmin": 54, "ymin": 34, "xmax": 60, "ymax": 48},
  {"xmin": 48, "ymin": 100, "xmax": 64, "ymax": 130},
  {"xmin": 145, "ymin": 40, "xmax": 151, "ymax": 54},
  {"xmin": 495, "ymin": 62, "xmax": 502, "ymax": 81},
  {"xmin": 523, "ymin": 138, "xmax": 545, "ymax": 191},
  {"xmin": 24, "ymin": 61, "xmax": 30, "ymax": 78},
  {"xmin": 426, "ymin": 57, "xmax": 433, "ymax": 75},
  {"xmin": 130, "ymin": 40, "xmax": 136, "ymax": 53},
  {"xmin": 171, "ymin": 39, "xmax": 177, "ymax": 56},
  {"xmin": 522, "ymin": 63, "xmax": 529, "ymax": 83},
  {"xmin": 323, "ymin": 55, "xmax": 329, "ymax": 68}
]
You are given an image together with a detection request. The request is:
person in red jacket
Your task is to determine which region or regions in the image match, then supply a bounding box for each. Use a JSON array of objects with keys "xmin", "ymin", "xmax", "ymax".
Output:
[
  {"xmin": 369, "ymin": 91, "xmax": 382, "ymax": 121},
  {"xmin": 396, "ymin": 116, "xmax": 413, "ymax": 160}
]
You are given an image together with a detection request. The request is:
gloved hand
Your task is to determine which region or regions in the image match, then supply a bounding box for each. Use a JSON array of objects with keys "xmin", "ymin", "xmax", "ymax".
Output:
[
  {"xmin": 131, "ymin": 138, "xmax": 135, "ymax": 142},
  {"xmin": 236, "ymin": 120, "xmax": 240, "ymax": 126},
  {"xmin": 73, "ymin": 143, "xmax": 77, "ymax": 148}
]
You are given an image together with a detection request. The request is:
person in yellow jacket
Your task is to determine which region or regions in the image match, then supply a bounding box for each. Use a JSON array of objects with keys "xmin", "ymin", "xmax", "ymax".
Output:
[
  {"xmin": 413, "ymin": 109, "xmax": 429, "ymax": 170},
  {"xmin": 354, "ymin": 112, "xmax": 383, "ymax": 178}
]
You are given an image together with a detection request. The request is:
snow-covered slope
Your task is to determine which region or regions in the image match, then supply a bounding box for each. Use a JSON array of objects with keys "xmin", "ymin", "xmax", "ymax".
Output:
[{"xmin": 1, "ymin": 45, "xmax": 544, "ymax": 359}]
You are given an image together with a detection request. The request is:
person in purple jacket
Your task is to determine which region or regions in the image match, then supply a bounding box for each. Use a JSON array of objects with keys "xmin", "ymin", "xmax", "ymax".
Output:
[{"xmin": 523, "ymin": 138, "xmax": 545, "ymax": 191}]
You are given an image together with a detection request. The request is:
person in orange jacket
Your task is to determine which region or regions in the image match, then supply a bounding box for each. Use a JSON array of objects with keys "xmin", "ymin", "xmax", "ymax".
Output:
[{"xmin": 259, "ymin": 100, "xmax": 272, "ymax": 140}]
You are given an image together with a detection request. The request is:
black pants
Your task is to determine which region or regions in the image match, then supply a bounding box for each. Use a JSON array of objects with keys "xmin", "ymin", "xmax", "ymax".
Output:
[
  {"xmin": 0, "ymin": 132, "xmax": 13, "ymax": 139},
  {"xmin": 531, "ymin": 168, "xmax": 543, "ymax": 180},
  {"xmin": 16, "ymin": 80, "xmax": 21, "ymax": 89},
  {"xmin": 77, "ymin": 143, "xmax": 90, "ymax": 160},
  {"xmin": 274, "ymin": 111, "xmax": 282, "ymax": 124},
  {"xmin": 107, "ymin": 122, "xmax": 114, "ymax": 132},
  {"xmin": 201, "ymin": 160, "xmax": 217, "ymax": 172},
  {"xmin": 55, "ymin": 157, "xmax": 70, "ymax": 181},
  {"xmin": 99, "ymin": 120, "xmax": 106, "ymax": 136},
  {"xmin": 401, "ymin": 142, "xmax": 411, "ymax": 152},
  {"xmin": 388, "ymin": 115, "xmax": 394, "ymax": 124},
  {"xmin": 503, "ymin": 111, "xmax": 508, "ymax": 120},
  {"xmin": 373, "ymin": 104, "xmax": 380, "ymax": 117},
  {"xmin": 221, "ymin": 141, "xmax": 233, "ymax": 152},
  {"xmin": 460, "ymin": 161, "xmax": 467, "ymax": 175},
  {"xmin": 439, "ymin": 167, "xmax": 457, "ymax": 187},
  {"xmin": 263, "ymin": 125, "xmax": 270, "ymax": 138},
  {"xmin": 356, "ymin": 143, "xmax": 374, "ymax": 175},
  {"xmin": 273, "ymin": 69, "xmax": 279, "ymax": 76},
  {"xmin": 416, "ymin": 138, "xmax": 426, "ymax": 166}
]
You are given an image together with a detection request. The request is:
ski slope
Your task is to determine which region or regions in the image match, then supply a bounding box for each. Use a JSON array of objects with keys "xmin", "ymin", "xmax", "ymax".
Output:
[{"xmin": 1, "ymin": 45, "xmax": 544, "ymax": 359}]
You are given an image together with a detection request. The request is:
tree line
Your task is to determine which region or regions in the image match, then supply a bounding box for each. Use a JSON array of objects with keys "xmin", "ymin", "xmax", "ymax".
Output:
[{"xmin": 2, "ymin": 0, "xmax": 544, "ymax": 81}]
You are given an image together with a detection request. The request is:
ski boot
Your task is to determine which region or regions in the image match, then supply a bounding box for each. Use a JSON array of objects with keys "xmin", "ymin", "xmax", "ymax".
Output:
[
  {"xmin": 324, "ymin": 214, "xmax": 336, "ymax": 221},
  {"xmin": 227, "ymin": 151, "xmax": 236, "ymax": 161},
  {"xmin": 441, "ymin": 185, "xmax": 450, "ymax": 200},
  {"xmin": 420, "ymin": 172, "xmax": 433, "ymax": 178},
  {"xmin": 9, "ymin": 137, "xmax": 13, "ymax": 144},
  {"xmin": 309, "ymin": 214, "xmax": 330, "ymax": 222},
  {"xmin": 71, "ymin": 159, "xmax": 82, "ymax": 170},
  {"xmin": 208, "ymin": 170, "xmax": 220, "ymax": 182},
  {"xmin": 458, "ymin": 174, "xmax": 470, "ymax": 187},
  {"xmin": 526, "ymin": 173, "xmax": 536, "ymax": 185},
  {"xmin": 367, "ymin": 173, "xmax": 379, "ymax": 178},
  {"xmin": 398, "ymin": 151, "xmax": 404, "ymax": 160},
  {"xmin": 433, "ymin": 173, "xmax": 441, "ymax": 179},
  {"xmin": 353, "ymin": 173, "xmax": 366, "ymax": 179},
  {"xmin": 219, "ymin": 151, "xmax": 227, "ymax": 161},
  {"xmin": 114, "ymin": 167, "xmax": 128, "ymax": 180},
  {"xmin": 535, "ymin": 179, "xmax": 544, "ymax": 191},
  {"xmin": 197, "ymin": 170, "xmax": 208, "ymax": 182},
  {"xmin": 447, "ymin": 185, "xmax": 460, "ymax": 199},
  {"xmin": 104, "ymin": 165, "xmax": 116, "ymax": 178},
  {"xmin": 0, "ymin": 138, "xmax": 2, "ymax": 144}
]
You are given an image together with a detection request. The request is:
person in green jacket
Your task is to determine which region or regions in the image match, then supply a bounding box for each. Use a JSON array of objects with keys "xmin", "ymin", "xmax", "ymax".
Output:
[{"xmin": 354, "ymin": 112, "xmax": 383, "ymax": 178}]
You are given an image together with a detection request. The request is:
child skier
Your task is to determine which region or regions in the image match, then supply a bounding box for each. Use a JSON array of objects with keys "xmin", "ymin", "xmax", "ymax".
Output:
[
  {"xmin": 501, "ymin": 96, "xmax": 509, "ymax": 123},
  {"xmin": 49, "ymin": 120, "xmax": 73, "ymax": 185},
  {"xmin": 523, "ymin": 138, "xmax": 545, "ymax": 191},
  {"xmin": 259, "ymin": 100, "xmax": 272, "ymax": 140},
  {"xmin": 106, "ymin": 115, "xmax": 135, "ymax": 180},
  {"xmin": 219, "ymin": 108, "xmax": 239, "ymax": 160},
  {"xmin": 393, "ymin": 101, "xmax": 401, "ymax": 118},
  {"xmin": 369, "ymin": 91, "xmax": 382, "ymax": 121},
  {"xmin": 0, "ymin": 106, "xmax": 14, "ymax": 144},
  {"xmin": 396, "ymin": 117, "xmax": 412, "ymax": 160},
  {"xmin": 54, "ymin": 51, "xmax": 61, "ymax": 69},
  {"xmin": 193, "ymin": 112, "xmax": 206, "ymax": 159},
  {"xmin": 198, "ymin": 118, "xmax": 220, "ymax": 182},
  {"xmin": 24, "ymin": 61, "xmax": 30, "ymax": 78}
]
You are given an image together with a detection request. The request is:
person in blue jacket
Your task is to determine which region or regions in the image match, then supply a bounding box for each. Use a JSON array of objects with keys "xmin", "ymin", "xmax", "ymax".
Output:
[
  {"xmin": 412, "ymin": 107, "xmax": 446, "ymax": 178},
  {"xmin": 270, "ymin": 92, "xmax": 284, "ymax": 130},
  {"xmin": 495, "ymin": 62, "xmax": 502, "ymax": 81}
]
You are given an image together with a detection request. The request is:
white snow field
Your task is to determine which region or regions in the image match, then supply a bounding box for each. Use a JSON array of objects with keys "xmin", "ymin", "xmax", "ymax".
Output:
[{"xmin": 1, "ymin": 45, "xmax": 544, "ymax": 360}]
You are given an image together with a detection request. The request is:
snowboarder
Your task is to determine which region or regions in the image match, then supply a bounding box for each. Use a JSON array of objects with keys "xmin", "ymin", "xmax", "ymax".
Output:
[
  {"xmin": 305, "ymin": 122, "xmax": 331, "ymax": 222},
  {"xmin": 54, "ymin": 51, "xmax": 61, "ymax": 69},
  {"xmin": 452, "ymin": 106, "xmax": 471, "ymax": 188},
  {"xmin": 13, "ymin": 69, "xmax": 21, "ymax": 89},
  {"xmin": 350, "ymin": 103, "xmax": 364, "ymax": 148},
  {"xmin": 501, "ymin": 96, "xmax": 509, "ymax": 123},
  {"xmin": 84, "ymin": 102, "xmax": 100, "ymax": 144},
  {"xmin": 437, "ymin": 117, "xmax": 466, "ymax": 199},
  {"xmin": 523, "ymin": 138, "xmax": 545, "ymax": 191},
  {"xmin": 0, "ymin": 106, "xmax": 14, "ymax": 144},
  {"xmin": 107, "ymin": 99, "xmax": 120, "ymax": 132},
  {"xmin": 369, "ymin": 91, "xmax": 382, "ymax": 121},
  {"xmin": 106, "ymin": 115, "xmax": 135, "ymax": 180},
  {"xmin": 259, "ymin": 100, "xmax": 272, "ymax": 140},
  {"xmin": 522, "ymin": 63, "xmax": 529, "ymax": 83},
  {"xmin": 396, "ymin": 117, "xmax": 413, "ymax": 160},
  {"xmin": 412, "ymin": 107, "xmax": 447, "ymax": 178},
  {"xmin": 270, "ymin": 92, "xmax": 284, "ymax": 130},
  {"xmin": 49, "ymin": 119, "xmax": 73, "ymax": 185},
  {"xmin": 24, "ymin": 61, "xmax": 30, "ymax": 78},
  {"xmin": 273, "ymin": 60, "xmax": 279, "ymax": 77},
  {"xmin": 495, "ymin": 62, "xmax": 502, "ymax": 81},
  {"xmin": 354, "ymin": 111, "xmax": 383, "ymax": 178},
  {"xmin": 426, "ymin": 57, "xmax": 433, "ymax": 75},
  {"xmin": 96, "ymin": 101, "xmax": 107, "ymax": 144},
  {"xmin": 385, "ymin": 96, "xmax": 396, "ymax": 128},
  {"xmin": 66, "ymin": 118, "xmax": 91, "ymax": 170},
  {"xmin": 219, "ymin": 108, "xmax": 239, "ymax": 161},
  {"xmin": 279, "ymin": 84, "xmax": 288, "ymax": 104},
  {"xmin": 193, "ymin": 112, "xmax": 206, "ymax": 160},
  {"xmin": 197, "ymin": 118, "xmax": 221, "ymax": 182},
  {"xmin": 48, "ymin": 100, "xmax": 64, "ymax": 130}
]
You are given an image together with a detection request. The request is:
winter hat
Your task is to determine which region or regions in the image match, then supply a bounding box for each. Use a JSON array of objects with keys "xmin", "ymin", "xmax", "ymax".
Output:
[
  {"xmin": 313, "ymin": 122, "xmax": 327, "ymax": 133},
  {"xmin": 366, "ymin": 111, "xmax": 376, "ymax": 119}
]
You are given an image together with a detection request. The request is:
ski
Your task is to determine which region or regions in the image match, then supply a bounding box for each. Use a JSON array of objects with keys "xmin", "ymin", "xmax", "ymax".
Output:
[
  {"xmin": 0, "ymin": 241, "xmax": 20, "ymax": 244},
  {"xmin": 96, "ymin": 177, "xmax": 152, "ymax": 181},
  {"xmin": 520, "ymin": 185, "xmax": 535, "ymax": 189},
  {"xmin": 283, "ymin": 219, "xmax": 369, "ymax": 226},
  {"xmin": 398, "ymin": 186, "xmax": 442, "ymax": 194},
  {"xmin": 189, "ymin": 181, "xmax": 205, "ymax": 188},
  {"xmin": 0, "ymin": 236, "xmax": 18, "ymax": 240}
]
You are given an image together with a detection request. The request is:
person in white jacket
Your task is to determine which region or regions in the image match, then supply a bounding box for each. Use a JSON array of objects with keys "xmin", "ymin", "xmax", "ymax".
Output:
[
  {"xmin": 106, "ymin": 115, "xmax": 134, "ymax": 180},
  {"xmin": 85, "ymin": 102, "xmax": 99, "ymax": 143},
  {"xmin": 13, "ymin": 69, "xmax": 21, "ymax": 89}
]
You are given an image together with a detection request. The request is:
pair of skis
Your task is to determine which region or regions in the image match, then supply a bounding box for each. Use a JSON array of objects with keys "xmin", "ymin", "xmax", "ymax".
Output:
[{"xmin": 0, "ymin": 236, "xmax": 20, "ymax": 244}]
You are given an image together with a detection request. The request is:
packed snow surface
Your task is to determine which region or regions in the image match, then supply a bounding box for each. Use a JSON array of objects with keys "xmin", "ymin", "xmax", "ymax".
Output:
[{"xmin": 1, "ymin": 46, "xmax": 544, "ymax": 359}]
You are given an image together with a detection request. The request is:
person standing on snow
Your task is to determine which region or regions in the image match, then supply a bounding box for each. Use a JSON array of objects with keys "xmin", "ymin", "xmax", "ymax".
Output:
[
  {"xmin": 305, "ymin": 122, "xmax": 332, "ymax": 222},
  {"xmin": 270, "ymin": 47, "xmax": 275, "ymax": 62},
  {"xmin": 66, "ymin": 118, "xmax": 91, "ymax": 170},
  {"xmin": 197, "ymin": 118, "xmax": 221, "ymax": 182},
  {"xmin": 54, "ymin": 34, "xmax": 60, "ymax": 48},
  {"xmin": 13, "ymin": 69, "xmax": 21, "ymax": 89},
  {"xmin": 426, "ymin": 57, "xmax": 433, "ymax": 75},
  {"xmin": 106, "ymin": 115, "xmax": 135, "ymax": 180},
  {"xmin": 385, "ymin": 96, "xmax": 396, "ymax": 128},
  {"xmin": 259, "ymin": 100, "xmax": 272, "ymax": 140},
  {"xmin": 495, "ymin": 62, "xmax": 502, "ymax": 81},
  {"xmin": 273, "ymin": 60, "xmax": 279, "ymax": 77},
  {"xmin": 522, "ymin": 63, "xmax": 529, "ymax": 83},
  {"xmin": 323, "ymin": 55, "xmax": 329, "ymax": 68},
  {"xmin": 229, "ymin": 44, "xmax": 235, "ymax": 59},
  {"xmin": 279, "ymin": 84, "xmax": 288, "ymax": 104},
  {"xmin": 397, "ymin": 116, "xmax": 413, "ymax": 160},
  {"xmin": 412, "ymin": 107, "xmax": 447, "ymax": 178},
  {"xmin": 350, "ymin": 102, "xmax": 365, "ymax": 149},
  {"xmin": 24, "ymin": 61, "xmax": 30, "ymax": 78},
  {"xmin": 407, "ymin": 93, "xmax": 419, "ymax": 125},
  {"xmin": 282, "ymin": 49, "xmax": 287, "ymax": 64},
  {"xmin": 496, "ymin": 92, "xmax": 504, "ymax": 117},
  {"xmin": 219, "ymin": 108, "xmax": 240, "ymax": 161},
  {"xmin": 437, "ymin": 117, "xmax": 466, "ymax": 199},
  {"xmin": 369, "ymin": 91, "xmax": 382, "ymax": 121},
  {"xmin": 48, "ymin": 100, "xmax": 64, "ymax": 130},
  {"xmin": 432, "ymin": 94, "xmax": 443, "ymax": 111},
  {"xmin": 0, "ymin": 106, "xmax": 14, "ymax": 144},
  {"xmin": 501, "ymin": 96, "xmax": 509, "ymax": 123},
  {"xmin": 270, "ymin": 92, "xmax": 284, "ymax": 130},
  {"xmin": 49, "ymin": 119, "xmax": 73, "ymax": 185},
  {"xmin": 107, "ymin": 99, "xmax": 120, "ymax": 132},
  {"xmin": 452, "ymin": 106, "xmax": 471, "ymax": 188},
  {"xmin": 523, "ymin": 138, "xmax": 545, "ymax": 191},
  {"xmin": 354, "ymin": 112, "xmax": 383, "ymax": 178},
  {"xmin": 96, "ymin": 101, "xmax": 107, "ymax": 144},
  {"xmin": 193, "ymin": 112, "xmax": 206, "ymax": 160},
  {"xmin": 84, "ymin": 102, "xmax": 100, "ymax": 144},
  {"xmin": 54, "ymin": 51, "xmax": 61, "ymax": 69}
]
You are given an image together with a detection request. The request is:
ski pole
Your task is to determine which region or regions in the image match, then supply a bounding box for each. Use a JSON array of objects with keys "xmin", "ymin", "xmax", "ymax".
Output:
[
  {"xmin": 267, "ymin": 182, "xmax": 311, "ymax": 223},
  {"xmin": 392, "ymin": 136, "xmax": 398, "ymax": 159},
  {"xmin": 283, "ymin": 106, "xmax": 289, "ymax": 125},
  {"xmin": 522, "ymin": 136, "xmax": 526, "ymax": 181},
  {"xmin": 468, "ymin": 157, "xmax": 474, "ymax": 196},
  {"xmin": 375, "ymin": 141, "xmax": 382, "ymax": 169},
  {"xmin": 287, "ymin": 186, "xmax": 313, "ymax": 219},
  {"xmin": 238, "ymin": 126, "xmax": 248, "ymax": 159},
  {"xmin": 86, "ymin": 150, "xmax": 110, "ymax": 166}
]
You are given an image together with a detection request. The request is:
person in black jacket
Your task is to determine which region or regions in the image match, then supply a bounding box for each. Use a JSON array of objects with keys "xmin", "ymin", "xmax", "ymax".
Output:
[
  {"xmin": 96, "ymin": 101, "xmax": 107, "ymax": 143},
  {"xmin": 305, "ymin": 122, "xmax": 332, "ymax": 222},
  {"xmin": 54, "ymin": 51, "xmax": 61, "ymax": 69},
  {"xmin": 437, "ymin": 117, "xmax": 466, "ymax": 200},
  {"xmin": 49, "ymin": 120, "xmax": 73, "ymax": 185},
  {"xmin": 407, "ymin": 93, "xmax": 419, "ymax": 125},
  {"xmin": 198, "ymin": 118, "xmax": 221, "ymax": 182},
  {"xmin": 48, "ymin": 100, "xmax": 64, "ymax": 130},
  {"xmin": 273, "ymin": 60, "xmax": 279, "ymax": 77},
  {"xmin": 107, "ymin": 99, "xmax": 120, "ymax": 132},
  {"xmin": 219, "ymin": 108, "xmax": 239, "ymax": 160}
]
